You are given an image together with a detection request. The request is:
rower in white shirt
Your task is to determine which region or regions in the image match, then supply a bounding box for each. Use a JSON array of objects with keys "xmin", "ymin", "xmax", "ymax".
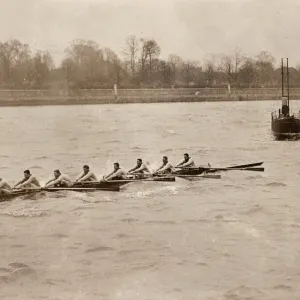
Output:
[
  {"xmin": 45, "ymin": 170, "xmax": 72, "ymax": 188},
  {"xmin": 0, "ymin": 178, "xmax": 12, "ymax": 194},
  {"xmin": 128, "ymin": 158, "xmax": 151, "ymax": 174},
  {"xmin": 14, "ymin": 170, "xmax": 40, "ymax": 189},
  {"xmin": 175, "ymin": 153, "xmax": 196, "ymax": 168},
  {"xmin": 103, "ymin": 163, "xmax": 127, "ymax": 181},
  {"xmin": 75, "ymin": 165, "xmax": 97, "ymax": 183},
  {"xmin": 154, "ymin": 156, "xmax": 174, "ymax": 174}
]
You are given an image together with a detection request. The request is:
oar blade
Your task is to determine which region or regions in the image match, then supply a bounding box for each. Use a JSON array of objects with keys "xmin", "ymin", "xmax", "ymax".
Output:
[{"xmin": 227, "ymin": 162, "xmax": 264, "ymax": 169}]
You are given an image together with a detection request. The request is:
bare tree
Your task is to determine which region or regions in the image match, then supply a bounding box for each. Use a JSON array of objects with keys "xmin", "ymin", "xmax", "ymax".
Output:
[
  {"xmin": 181, "ymin": 60, "xmax": 197, "ymax": 86},
  {"xmin": 204, "ymin": 59, "xmax": 216, "ymax": 86},
  {"xmin": 1, "ymin": 37, "xmax": 297, "ymax": 89},
  {"xmin": 255, "ymin": 51, "xmax": 276, "ymax": 86},
  {"xmin": 219, "ymin": 54, "xmax": 234, "ymax": 85},
  {"xmin": 64, "ymin": 39, "xmax": 105, "ymax": 88},
  {"xmin": 233, "ymin": 47, "xmax": 245, "ymax": 83},
  {"xmin": 138, "ymin": 38, "xmax": 161, "ymax": 83},
  {"xmin": 142, "ymin": 40, "xmax": 160, "ymax": 73},
  {"xmin": 61, "ymin": 58, "xmax": 77, "ymax": 92},
  {"xmin": 103, "ymin": 48, "xmax": 123, "ymax": 85},
  {"xmin": 0, "ymin": 39, "xmax": 31, "ymax": 86},
  {"xmin": 122, "ymin": 35, "xmax": 139, "ymax": 77},
  {"xmin": 256, "ymin": 51, "xmax": 276, "ymax": 65},
  {"xmin": 146, "ymin": 40, "xmax": 160, "ymax": 76},
  {"xmin": 238, "ymin": 58, "xmax": 257, "ymax": 87},
  {"xmin": 233, "ymin": 47, "xmax": 244, "ymax": 74},
  {"xmin": 168, "ymin": 54, "xmax": 183, "ymax": 84}
]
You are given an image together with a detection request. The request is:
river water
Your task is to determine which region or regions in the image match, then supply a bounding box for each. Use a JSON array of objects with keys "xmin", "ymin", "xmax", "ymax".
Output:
[{"xmin": 0, "ymin": 101, "xmax": 300, "ymax": 300}]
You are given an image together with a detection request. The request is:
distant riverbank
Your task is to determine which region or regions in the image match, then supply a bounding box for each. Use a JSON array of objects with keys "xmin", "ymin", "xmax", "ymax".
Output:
[{"xmin": 0, "ymin": 87, "xmax": 299, "ymax": 106}]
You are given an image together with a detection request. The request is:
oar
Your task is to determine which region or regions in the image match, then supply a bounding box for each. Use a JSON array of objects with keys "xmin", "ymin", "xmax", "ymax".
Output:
[
  {"xmin": 104, "ymin": 178, "xmax": 174, "ymax": 183},
  {"xmin": 13, "ymin": 187, "xmax": 42, "ymax": 191},
  {"xmin": 44, "ymin": 187, "xmax": 120, "ymax": 192},
  {"xmin": 78, "ymin": 174, "xmax": 157, "ymax": 184},
  {"xmin": 176, "ymin": 174, "xmax": 221, "ymax": 179},
  {"xmin": 177, "ymin": 167, "xmax": 264, "ymax": 172},
  {"xmin": 205, "ymin": 167, "xmax": 264, "ymax": 172},
  {"xmin": 177, "ymin": 161, "xmax": 264, "ymax": 171},
  {"xmin": 227, "ymin": 162, "xmax": 264, "ymax": 169},
  {"xmin": 74, "ymin": 180, "xmax": 124, "ymax": 184}
]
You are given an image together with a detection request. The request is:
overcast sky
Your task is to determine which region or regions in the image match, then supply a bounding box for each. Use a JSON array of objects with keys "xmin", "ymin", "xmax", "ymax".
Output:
[{"xmin": 1, "ymin": 0, "xmax": 299, "ymax": 66}]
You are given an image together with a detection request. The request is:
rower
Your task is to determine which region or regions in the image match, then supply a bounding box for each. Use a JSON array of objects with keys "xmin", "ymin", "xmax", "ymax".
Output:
[
  {"xmin": 45, "ymin": 170, "xmax": 72, "ymax": 188},
  {"xmin": 14, "ymin": 170, "xmax": 40, "ymax": 189},
  {"xmin": 128, "ymin": 159, "xmax": 151, "ymax": 174},
  {"xmin": 175, "ymin": 153, "xmax": 196, "ymax": 168},
  {"xmin": 103, "ymin": 163, "xmax": 127, "ymax": 181},
  {"xmin": 0, "ymin": 178, "xmax": 12, "ymax": 195},
  {"xmin": 154, "ymin": 156, "xmax": 174, "ymax": 174},
  {"xmin": 75, "ymin": 165, "xmax": 97, "ymax": 183}
]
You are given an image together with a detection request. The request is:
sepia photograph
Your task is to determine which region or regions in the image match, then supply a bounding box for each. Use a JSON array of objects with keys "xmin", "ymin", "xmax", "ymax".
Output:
[{"xmin": 1, "ymin": 0, "xmax": 299, "ymax": 299}]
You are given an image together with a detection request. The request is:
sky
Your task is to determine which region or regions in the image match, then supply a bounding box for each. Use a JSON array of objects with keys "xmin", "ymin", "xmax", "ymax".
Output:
[{"xmin": 1, "ymin": 0, "xmax": 300, "ymax": 66}]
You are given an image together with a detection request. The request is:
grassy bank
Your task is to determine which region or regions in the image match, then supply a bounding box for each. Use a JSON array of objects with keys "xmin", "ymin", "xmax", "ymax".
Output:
[{"xmin": 0, "ymin": 88, "xmax": 299, "ymax": 107}]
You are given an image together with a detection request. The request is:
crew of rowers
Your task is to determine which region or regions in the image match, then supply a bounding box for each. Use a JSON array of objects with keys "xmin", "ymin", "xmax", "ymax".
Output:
[{"xmin": 0, "ymin": 153, "xmax": 195, "ymax": 195}]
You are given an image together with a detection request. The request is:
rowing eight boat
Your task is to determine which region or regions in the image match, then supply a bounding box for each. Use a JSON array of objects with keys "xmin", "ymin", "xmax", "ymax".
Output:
[{"xmin": 0, "ymin": 161, "xmax": 264, "ymax": 202}]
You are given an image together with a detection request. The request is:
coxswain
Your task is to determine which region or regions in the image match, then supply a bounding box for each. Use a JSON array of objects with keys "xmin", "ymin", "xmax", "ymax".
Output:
[
  {"xmin": 128, "ymin": 159, "xmax": 151, "ymax": 174},
  {"xmin": 14, "ymin": 170, "xmax": 40, "ymax": 189},
  {"xmin": 175, "ymin": 153, "xmax": 196, "ymax": 168},
  {"xmin": 0, "ymin": 178, "xmax": 12, "ymax": 194},
  {"xmin": 45, "ymin": 170, "xmax": 72, "ymax": 188},
  {"xmin": 103, "ymin": 163, "xmax": 127, "ymax": 181},
  {"xmin": 154, "ymin": 156, "xmax": 174, "ymax": 174},
  {"xmin": 75, "ymin": 165, "xmax": 97, "ymax": 183}
]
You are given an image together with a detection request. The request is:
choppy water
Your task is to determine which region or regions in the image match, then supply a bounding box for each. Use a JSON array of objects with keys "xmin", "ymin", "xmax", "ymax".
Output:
[{"xmin": 1, "ymin": 101, "xmax": 300, "ymax": 300}]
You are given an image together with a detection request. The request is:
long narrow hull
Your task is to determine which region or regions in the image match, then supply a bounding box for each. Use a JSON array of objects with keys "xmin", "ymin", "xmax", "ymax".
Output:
[
  {"xmin": 72, "ymin": 181, "xmax": 125, "ymax": 188},
  {"xmin": 72, "ymin": 177, "xmax": 175, "ymax": 188},
  {"xmin": 0, "ymin": 177, "xmax": 176, "ymax": 202},
  {"xmin": 0, "ymin": 190, "xmax": 43, "ymax": 203}
]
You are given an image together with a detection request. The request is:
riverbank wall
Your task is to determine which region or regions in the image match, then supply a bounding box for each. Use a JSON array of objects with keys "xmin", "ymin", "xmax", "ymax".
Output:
[{"xmin": 0, "ymin": 88, "xmax": 300, "ymax": 106}]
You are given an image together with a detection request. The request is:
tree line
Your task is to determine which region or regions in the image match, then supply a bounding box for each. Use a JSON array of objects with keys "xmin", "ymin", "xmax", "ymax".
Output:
[{"xmin": 0, "ymin": 36, "xmax": 300, "ymax": 90}]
